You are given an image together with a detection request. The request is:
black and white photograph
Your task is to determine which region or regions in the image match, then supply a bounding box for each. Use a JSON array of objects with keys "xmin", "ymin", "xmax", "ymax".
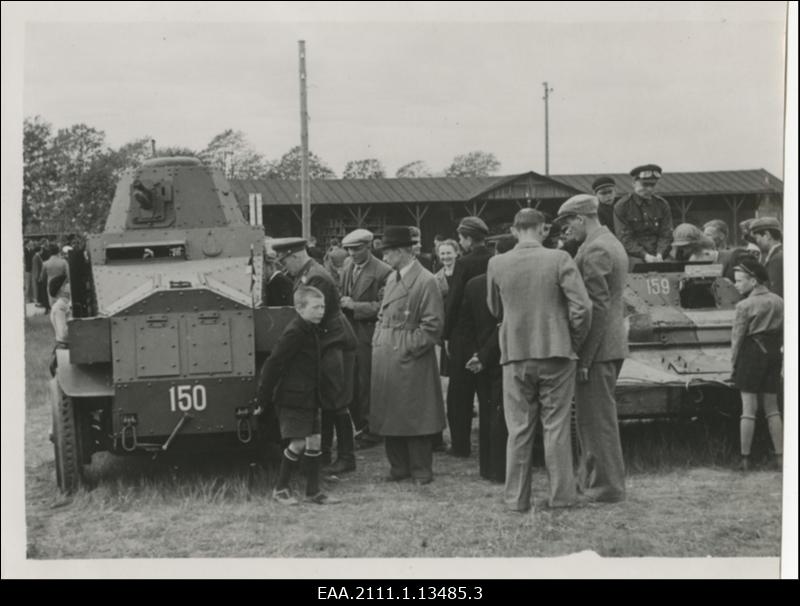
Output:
[{"xmin": 2, "ymin": 1, "xmax": 796, "ymax": 580}]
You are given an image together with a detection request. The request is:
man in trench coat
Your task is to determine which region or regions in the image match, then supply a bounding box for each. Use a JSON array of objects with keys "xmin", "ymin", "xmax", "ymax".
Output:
[
  {"xmin": 557, "ymin": 195, "xmax": 628, "ymax": 503},
  {"xmin": 370, "ymin": 226, "xmax": 446, "ymax": 484}
]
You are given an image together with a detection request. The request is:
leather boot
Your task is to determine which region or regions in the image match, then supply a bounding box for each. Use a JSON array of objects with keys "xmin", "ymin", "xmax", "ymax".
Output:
[{"xmin": 326, "ymin": 413, "xmax": 356, "ymax": 474}]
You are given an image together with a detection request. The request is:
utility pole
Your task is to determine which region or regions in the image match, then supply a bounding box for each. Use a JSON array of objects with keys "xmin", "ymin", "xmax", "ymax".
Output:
[
  {"xmin": 151, "ymin": 139, "xmax": 156, "ymax": 157},
  {"xmin": 299, "ymin": 40, "xmax": 311, "ymax": 240},
  {"xmin": 542, "ymin": 81, "xmax": 553, "ymax": 175}
]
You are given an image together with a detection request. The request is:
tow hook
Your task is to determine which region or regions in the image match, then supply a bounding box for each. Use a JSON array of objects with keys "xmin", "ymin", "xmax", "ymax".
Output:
[
  {"xmin": 121, "ymin": 414, "xmax": 138, "ymax": 452},
  {"xmin": 236, "ymin": 408, "xmax": 253, "ymax": 444}
]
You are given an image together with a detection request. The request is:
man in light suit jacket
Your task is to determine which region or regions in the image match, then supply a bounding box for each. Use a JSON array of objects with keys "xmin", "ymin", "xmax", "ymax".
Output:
[
  {"xmin": 487, "ymin": 209, "xmax": 592, "ymax": 513},
  {"xmin": 340, "ymin": 229, "xmax": 393, "ymax": 453},
  {"xmin": 557, "ymin": 195, "xmax": 629, "ymax": 503}
]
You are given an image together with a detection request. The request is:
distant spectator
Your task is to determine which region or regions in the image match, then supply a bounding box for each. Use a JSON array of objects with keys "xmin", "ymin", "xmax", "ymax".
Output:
[
  {"xmin": 324, "ymin": 246, "xmax": 348, "ymax": 284},
  {"xmin": 433, "ymin": 239, "xmax": 459, "ymax": 381},
  {"xmin": 371, "ymin": 238, "xmax": 385, "ymax": 261},
  {"xmin": 432, "ymin": 234, "xmax": 447, "ymax": 272},
  {"xmin": 41, "ymin": 244, "xmax": 70, "ymax": 308},
  {"xmin": 48, "ymin": 273, "xmax": 71, "ymax": 377},
  {"xmin": 749, "ymin": 217, "xmax": 783, "ymax": 298},
  {"xmin": 307, "ymin": 236, "xmax": 325, "ymax": 264},
  {"xmin": 24, "ymin": 240, "xmax": 36, "ymax": 303},
  {"xmin": 410, "ymin": 226, "xmax": 434, "ymax": 272}
]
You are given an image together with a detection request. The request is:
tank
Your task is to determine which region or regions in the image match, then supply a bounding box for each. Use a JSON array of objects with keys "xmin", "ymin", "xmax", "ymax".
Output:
[
  {"xmin": 50, "ymin": 157, "xmax": 292, "ymax": 493},
  {"xmin": 616, "ymin": 261, "xmax": 741, "ymax": 418}
]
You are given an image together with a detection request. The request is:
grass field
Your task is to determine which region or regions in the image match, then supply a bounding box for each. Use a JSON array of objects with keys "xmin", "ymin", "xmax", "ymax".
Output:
[{"xmin": 22, "ymin": 312, "xmax": 783, "ymax": 560}]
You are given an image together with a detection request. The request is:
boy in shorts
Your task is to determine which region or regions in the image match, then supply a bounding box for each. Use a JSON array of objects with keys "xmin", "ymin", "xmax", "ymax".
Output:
[
  {"xmin": 256, "ymin": 285, "xmax": 340, "ymax": 505},
  {"xmin": 731, "ymin": 257, "xmax": 783, "ymax": 471}
]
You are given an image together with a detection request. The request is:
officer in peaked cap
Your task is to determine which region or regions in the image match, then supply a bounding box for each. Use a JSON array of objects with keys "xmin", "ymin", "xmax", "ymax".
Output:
[
  {"xmin": 591, "ymin": 176, "xmax": 617, "ymax": 233},
  {"xmin": 748, "ymin": 216, "xmax": 783, "ymax": 297},
  {"xmin": 613, "ymin": 163, "xmax": 673, "ymax": 269},
  {"xmin": 270, "ymin": 237, "xmax": 308, "ymax": 260}
]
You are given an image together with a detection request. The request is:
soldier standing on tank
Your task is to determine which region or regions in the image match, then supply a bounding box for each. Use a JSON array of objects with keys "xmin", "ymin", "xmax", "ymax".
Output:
[
  {"xmin": 591, "ymin": 176, "xmax": 618, "ymax": 234},
  {"xmin": 272, "ymin": 238, "xmax": 358, "ymax": 476},
  {"xmin": 613, "ymin": 164, "xmax": 673, "ymax": 269}
]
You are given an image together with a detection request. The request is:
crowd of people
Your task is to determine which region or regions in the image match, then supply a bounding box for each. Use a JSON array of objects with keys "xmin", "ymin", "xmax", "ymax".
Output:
[{"xmin": 254, "ymin": 163, "xmax": 785, "ymax": 508}]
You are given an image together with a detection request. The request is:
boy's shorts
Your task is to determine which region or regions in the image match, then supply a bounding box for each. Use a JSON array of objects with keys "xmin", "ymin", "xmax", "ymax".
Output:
[{"xmin": 278, "ymin": 407, "xmax": 321, "ymax": 440}]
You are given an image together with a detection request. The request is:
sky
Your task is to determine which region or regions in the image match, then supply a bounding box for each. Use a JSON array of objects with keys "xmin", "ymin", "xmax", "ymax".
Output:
[{"xmin": 16, "ymin": 2, "xmax": 789, "ymax": 178}]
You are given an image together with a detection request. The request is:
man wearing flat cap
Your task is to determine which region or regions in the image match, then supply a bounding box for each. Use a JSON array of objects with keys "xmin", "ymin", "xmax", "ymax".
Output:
[
  {"xmin": 591, "ymin": 176, "xmax": 618, "ymax": 234},
  {"xmin": 557, "ymin": 194, "xmax": 628, "ymax": 503},
  {"xmin": 370, "ymin": 226, "xmax": 446, "ymax": 484},
  {"xmin": 613, "ymin": 164, "xmax": 673, "ymax": 269},
  {"xmin": 443, "ymin": 216, "xmax": 493, "ymax": 458},
  {"xmin": 271, "ymin": 237, "xmax": 359, "ymax": 474},
  {"xmin": 749, "ymin": 217, "xmax": 783, "ymax": 298},
  {"xmin": 339, "ymin": 228, "xmax": 393, "ymax": 452}
]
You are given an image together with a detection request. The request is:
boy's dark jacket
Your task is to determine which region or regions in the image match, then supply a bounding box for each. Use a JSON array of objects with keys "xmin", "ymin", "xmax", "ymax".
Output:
[{"xmin": 256, "ymin": 313, "xmax": 321, "ymax": 410}]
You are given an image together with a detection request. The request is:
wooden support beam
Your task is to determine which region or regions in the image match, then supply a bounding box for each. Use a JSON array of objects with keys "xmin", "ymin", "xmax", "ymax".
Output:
[
  {"xmin": 404, "ymin": 203, "xmax": 429, "ymax": 227},
  {"xmin": 676, "ymin": 198, "xmax": 694, "ymax": 224},
  {"xmin": 345, "ymin": 205, "xmax": 371, "ymax": 227}
]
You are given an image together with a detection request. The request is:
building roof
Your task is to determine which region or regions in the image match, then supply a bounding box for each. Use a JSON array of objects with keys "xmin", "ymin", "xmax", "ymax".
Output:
[{"xmin": 231, "ymin": 169, "xmax": 782, "ymax": 207}]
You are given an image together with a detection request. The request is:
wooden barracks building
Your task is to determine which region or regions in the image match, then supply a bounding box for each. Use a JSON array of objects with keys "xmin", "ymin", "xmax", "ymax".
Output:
[{"xmin": 231, "ymin": 168, "xmax": 781, "ymax": 249}]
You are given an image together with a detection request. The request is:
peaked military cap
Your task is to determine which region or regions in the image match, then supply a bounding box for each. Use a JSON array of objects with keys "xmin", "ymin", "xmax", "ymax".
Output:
[
  {"xmin": 591, "ymin": 176, "xmax": 616, "ymax": 192},
  {"xmin": 381, "ymin": 226, "xmax": 415, "ymax": 250},
  {"xmin": 556, "ymin": 194, "xmax": 600, "ymax": 221},
  {"xmin": 457, "ymin": 216, "xmax": 489, "ymax": 238},
  {"xmin": 270, "ymin": 237, "xmax": 308, "ymax": 259},
  {"xmin": 748, "ymin": 216, "xmax": 782, "ymax": 237},
  {"xmin": 341, "ymin": 228, "xmax": 374, "ymax": 248},
  {"xmin": 630, "ymin": 164, "xmax": 663, "ymax": 182}
]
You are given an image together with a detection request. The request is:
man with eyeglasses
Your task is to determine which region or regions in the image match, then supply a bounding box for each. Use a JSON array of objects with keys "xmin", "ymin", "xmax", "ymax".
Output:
[{"xmin": 613, "ymin": 164, "xmax": 673, "ymax": 269}]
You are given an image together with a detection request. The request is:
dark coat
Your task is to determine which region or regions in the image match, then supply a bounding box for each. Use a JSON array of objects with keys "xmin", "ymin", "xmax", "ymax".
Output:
[
  {"xmin": 443, "ymin": 244, "xmax": 493, "ymax": 347},
  {"xmin": 461, "ymin": 274, "xmax": 500, "ymax": 368},
  {"xmin": 262, "ymin": 270, "xmax": 294, "ymax": 307},
  {"xmin": 294, "ymin": 259, "xmax": 357, "ymax": 352},
  {"xmin": 340, "ymin": 253, "xmax": 392, "ymax": 345},
  {"xmin": 598, "ymin": 202, "xmax": 616, "ymax": 234},
  {"xmin": 256, "ymin": 314, "xmax": 320, "ymax": 410}
]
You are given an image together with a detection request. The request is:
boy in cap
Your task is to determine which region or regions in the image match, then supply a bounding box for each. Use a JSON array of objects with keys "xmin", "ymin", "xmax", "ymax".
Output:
[
  {"xmin": 256, "ymin": 285, "xmax": 341, "ymax": 505},
  {"xmin": 556, "ymin": 194, "xmax": 628, "ymax": 502},
  {"xmin": 731, "ymin": 258, "xmax": 783, "ymax": 471},
  {"xmin": 613, "ymin": 164, "xmax": 673, "ymax": 269},
  {"xmin": 749, "ymin": 217, "xmax": 783, "ymax": 298},
  {"xmin": 339, "ymin": 228, "xmax": 392, "ymax": 450},
  {"xmin": 443, "ymin": 216, "xmax": 493, "ymax": 458}
]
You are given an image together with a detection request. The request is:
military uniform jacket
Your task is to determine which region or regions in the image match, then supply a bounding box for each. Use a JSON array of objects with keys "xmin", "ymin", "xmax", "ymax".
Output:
[
  {"xmin": 261, "ymin": 270, "xmax": 293, "ymax": 307},
  {"xmin": 256, "ymin": 314, "xmax": 321, "ymax": 410},
  {"xmin": 613, "ymin": 193, "xmax": 673, "ymax": 258},
  {"xmin": 339, "ymin": 253, "xmax": 393, "ymax": 345},
  {"xmin": 370, "ymin": 260, "xmax": 446, "ymax": 436},
  {"xmin": 294, "ymin": 259, "xmax": 357, "ymax": 353},
  {"xmin": 487, "ymin": 241, "xmax": 592, "ymax": 363},
  {"xmin": 443, "ymin": 244, "xmax": 493, "ymax": 345},
  {"xmin": 574, "ymin": 226, "xmax": 629, "ymax": 367}
]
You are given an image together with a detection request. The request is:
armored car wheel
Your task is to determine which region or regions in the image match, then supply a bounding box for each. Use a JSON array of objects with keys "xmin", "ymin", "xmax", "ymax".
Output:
[{"xmin": 50, "ymin": 379, "xmax": 85, "ymax": 494}]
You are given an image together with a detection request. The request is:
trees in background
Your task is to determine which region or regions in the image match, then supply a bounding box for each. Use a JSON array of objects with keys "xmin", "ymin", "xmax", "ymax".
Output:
[{"xmin": 343, "ymin": 158, "xmax": 385, "ymax": 179}]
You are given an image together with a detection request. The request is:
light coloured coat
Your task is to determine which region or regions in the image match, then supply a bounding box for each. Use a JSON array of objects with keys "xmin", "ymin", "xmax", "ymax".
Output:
[
  {"xmin": 370, "ymin": 260, "xmax": 446, "ymax": 436},
  {"xmin": 574, "ymin": 226, "xmax": 629, "ymax": 366},
  {"xmin": 487, "ymin": 240, "xmax": 592, "ymax": 363}
]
